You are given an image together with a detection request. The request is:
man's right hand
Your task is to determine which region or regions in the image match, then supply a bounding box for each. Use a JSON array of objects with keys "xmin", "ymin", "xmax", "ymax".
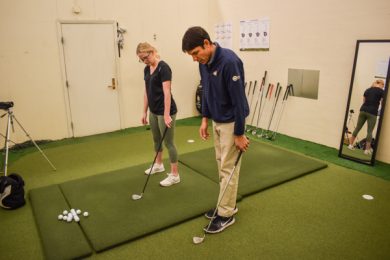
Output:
[{"xmin": 199, "ymin": 117, "xmax": 210, "ymax": 140}]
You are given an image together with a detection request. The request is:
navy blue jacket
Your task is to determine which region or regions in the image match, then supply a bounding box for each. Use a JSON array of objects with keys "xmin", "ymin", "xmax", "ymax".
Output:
[{"xmin": 199, "ymin": 44, "xmax": 249, "ymax": 135}]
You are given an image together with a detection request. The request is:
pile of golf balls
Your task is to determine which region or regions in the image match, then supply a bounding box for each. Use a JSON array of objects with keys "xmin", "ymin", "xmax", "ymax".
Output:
[{"xmin": 57, "ymin": 209, "xmax": 89, "ymax": 223}]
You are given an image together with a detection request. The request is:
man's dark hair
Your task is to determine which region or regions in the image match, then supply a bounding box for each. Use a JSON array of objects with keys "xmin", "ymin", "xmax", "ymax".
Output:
[{"xmin": 182, "ymin": 26, "xmax": 212, "ymax": 52}]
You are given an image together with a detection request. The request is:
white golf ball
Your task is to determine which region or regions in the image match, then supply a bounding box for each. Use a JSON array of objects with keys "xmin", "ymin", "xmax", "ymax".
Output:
[
  {"xmin": 63, "ymin": 210, "xmax": 68, "ymax": 215},
  {"xmin": 67, "ymin": 213, "xmax": 73, "ymax": 222},
  {"xmin": 63, "ymin": 216, "xmax": 68, "ymax": 221},
  {"xmin": 362, "ymin": 194, "xmax": 374, "ymax": 200},
  {"xmin": 58, "ymin": 215, "xmax": 63, "ymax": 220},
  {"xmin": 187, "ymin": 139, "xmax": 195, "ymax": 143},
  {"xmin": 83, "ymin": 212, "xmax": 89, "ymax": 217},
  {"xmin": 76, "ymin": 209, "xmax": 81, "ymax": 215}
]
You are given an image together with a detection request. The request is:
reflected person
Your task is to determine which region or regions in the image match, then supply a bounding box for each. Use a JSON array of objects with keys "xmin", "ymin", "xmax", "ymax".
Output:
[{"xmin": 348, "ymin": 79, "xmax": 385, "ymax": 155}]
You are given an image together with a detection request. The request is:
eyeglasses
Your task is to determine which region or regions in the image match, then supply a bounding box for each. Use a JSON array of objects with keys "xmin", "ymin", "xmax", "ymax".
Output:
[{"xmin": 138, "ymin": 53, "xmax": 150, "ymax": 63}]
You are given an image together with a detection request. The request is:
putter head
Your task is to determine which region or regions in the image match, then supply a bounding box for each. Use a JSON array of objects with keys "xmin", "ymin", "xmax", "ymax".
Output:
[
  {"xmin": 192, "ymin": 235, "xmax": 205, "ymax": 244},
  {"xmin": 132, "ymin": 194, "xmax": 143, "ymax": 200}
]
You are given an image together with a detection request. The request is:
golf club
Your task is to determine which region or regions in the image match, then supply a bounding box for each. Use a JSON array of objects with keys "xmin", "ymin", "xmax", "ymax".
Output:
[
  {"xmin": 265, "ymin": 83, "xmax": 282, "ymax": 138},
  {"xmin": 258, "ymin": 83, "xmax": 274, "ymax": 137},
  {"xmin": 248, "ymin": 80, "xmax": 258, "ymax": 112},
  {"xmin": 252, "ymin": 78, "xmax": 268, "ymax": 135},
  {"xmin": 247, "ymin": 71, "xmax": 267, "ymax": 132},
  {"xmin": 269, "ymin": 84, "xmax": 293, "ymax": 140},
  {"xmin": 246, "ymin": 81, "xmax": 253, "ymax": 98},
  {"xmin": 132, "ymin": 126, "xmax": 169, "ymax": 200},
  {"xmin": 193, "ymin": 150, "xmax": 243, "ymax": 244}
]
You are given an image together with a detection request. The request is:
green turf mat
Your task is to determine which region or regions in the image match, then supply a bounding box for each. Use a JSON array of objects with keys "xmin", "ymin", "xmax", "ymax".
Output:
[
  {"xmin": 179, "ymin": 140, "xmax": 328, "ymax": 197},
  {"xmin": 29, "ymin": 185, "xmax": 92, "ymax": 260},
  {"xmin": 58, "ymin": 162, "xmax": 219, "ymax": 252}
]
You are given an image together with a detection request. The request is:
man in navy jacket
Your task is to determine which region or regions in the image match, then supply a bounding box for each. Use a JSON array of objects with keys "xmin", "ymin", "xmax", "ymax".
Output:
[{"xmin": 182, "ymin": 26, "xmax": 249, "ymax": 233}]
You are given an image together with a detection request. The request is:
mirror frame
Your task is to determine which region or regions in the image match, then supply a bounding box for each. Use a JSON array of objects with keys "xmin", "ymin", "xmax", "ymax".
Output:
[{"xmin": 338, "ymin": 39, "xmax": 390, "ymax": 165}]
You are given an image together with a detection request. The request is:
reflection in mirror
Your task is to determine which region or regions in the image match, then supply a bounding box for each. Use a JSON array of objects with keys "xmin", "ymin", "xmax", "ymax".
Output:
[
  {"xmin": 287, "ymin": 68, "xmax": 320, "ymax": 99},
  {"xmin": 339, "ymin": 40, "xmax": 390, "ymax": 165}
]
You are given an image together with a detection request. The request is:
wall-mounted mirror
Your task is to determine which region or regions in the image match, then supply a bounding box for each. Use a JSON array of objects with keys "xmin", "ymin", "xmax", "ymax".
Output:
[
  {"xmin": 339, "ymin": 40, "xmax": 390, "ymax": 165},
  {"xmin": 287, "ymin": 68, "xmax": 320, "ymax": 99}
]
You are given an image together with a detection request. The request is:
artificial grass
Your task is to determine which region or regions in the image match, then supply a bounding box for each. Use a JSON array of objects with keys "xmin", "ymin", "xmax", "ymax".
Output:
[
  {"xmin": 0, "ymin": 124, "xmax": 389, "ymax": 259},
  {"xmin": 179, "ymin": 140, "xmax": 327, "ymax": 197},
  {"xmin": 257, "ymin": 130, "xmax": 390, "ymax": 181},
  {"xmin": 4, "ymin": 116, "xmax": 388, "ymax": 181},
  {"xmin": 29, "ymin": 139, "xmax": 326, "ymax": 255},
  {"xmin": 91, "ymin": 163, "xmax": 389, "ymax": 260},
  {"xmin": 29, "ymin": 185, "xmax": 92, "ymax": 260},
  {"xmin": 58, "ymin": 162, "xmax": 219, "ymax": 252}
]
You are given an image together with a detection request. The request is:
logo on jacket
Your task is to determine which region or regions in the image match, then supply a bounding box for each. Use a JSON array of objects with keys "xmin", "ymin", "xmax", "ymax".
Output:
[
  {"xmin": 232, "ymin": 75, "xmax": 240, "ymax": 81},
  {"xmin": 213, "ymin": 70, "xmax": 218, "ymax": 76}
]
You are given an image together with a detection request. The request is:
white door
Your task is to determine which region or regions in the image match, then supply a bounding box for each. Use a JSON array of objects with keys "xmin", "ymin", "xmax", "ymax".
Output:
[{"xmin": 61, "ymin": 23, "xmax": 121, "ymax": 137}]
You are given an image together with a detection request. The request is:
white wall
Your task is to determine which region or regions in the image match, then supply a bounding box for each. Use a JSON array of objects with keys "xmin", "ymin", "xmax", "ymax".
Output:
[
  {"xmin": 0, "ymin": 0, "xmax": 209, "ymax": 140},
  {"xmin": 1, "ymin": 0, "xmax": 390, "ymax": 163},
  {"xmin": 209, "ymin": 0, "xmax": 390, "ymax": 163}
]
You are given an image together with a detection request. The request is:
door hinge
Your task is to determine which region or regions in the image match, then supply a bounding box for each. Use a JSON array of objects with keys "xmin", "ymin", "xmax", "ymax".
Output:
[
  {"xmin": 61, "ymin": 37, "xmax": 64, "ymax": 44},
  {"xmin": 66, "ymin": 80, "xmax": 69, "ymax": 88}
]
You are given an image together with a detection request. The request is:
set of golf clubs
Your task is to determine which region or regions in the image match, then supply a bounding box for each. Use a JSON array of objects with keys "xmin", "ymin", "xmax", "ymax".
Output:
[{"xmin": 245, "ymin": 71, "xmax": 294, "ymax": 141}]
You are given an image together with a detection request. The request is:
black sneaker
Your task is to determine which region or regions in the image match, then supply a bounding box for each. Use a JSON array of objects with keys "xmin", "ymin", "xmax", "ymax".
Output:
[
  {"xmin": 204, "ymin": 207, "xmax": 238, "ymax": 219},
  {"xmin": 203, "ymin": 215, "xmax": 235, "ymax": 234}
]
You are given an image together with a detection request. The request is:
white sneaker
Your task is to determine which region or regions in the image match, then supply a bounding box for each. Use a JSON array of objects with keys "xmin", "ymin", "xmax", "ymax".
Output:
[
  {"xmin": 144, "ymin": 163, "xmax": 165, "ymax": 175},
  {"xmin": 364, "ymin": 149, "xmax": 372, "ymax": 155},
  {"xmin": 160, "ymin": 173, "xmax": 180, "ymax": 187},
  {"xmin": 348, "ymin": 144, "xmax": 354, "ymax": 150}
]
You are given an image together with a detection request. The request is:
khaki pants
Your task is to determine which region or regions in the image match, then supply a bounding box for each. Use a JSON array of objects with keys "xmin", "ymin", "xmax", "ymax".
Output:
[{"xmin": 212, "ymin": 121, "xmax": 242, "ymax": 217}]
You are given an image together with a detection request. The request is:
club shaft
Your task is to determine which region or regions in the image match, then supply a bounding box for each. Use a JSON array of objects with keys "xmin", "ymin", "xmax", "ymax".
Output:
[
  {"xmin": 140, "ymin": 127, "xmax": 169, "ymax": 194},
  {"xmin": 203, "ymin": 151, "xmax": 243, "ymax": 233}
]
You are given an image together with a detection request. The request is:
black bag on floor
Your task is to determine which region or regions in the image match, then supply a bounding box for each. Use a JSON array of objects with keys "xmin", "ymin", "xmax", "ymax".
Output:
[
  {"xmin": 357, "ymin": 138, "xmax": 376, "ymax": 150},
  {"xmin": 0, "ymin": 173, "xmax": 26, "ymax": 210}
]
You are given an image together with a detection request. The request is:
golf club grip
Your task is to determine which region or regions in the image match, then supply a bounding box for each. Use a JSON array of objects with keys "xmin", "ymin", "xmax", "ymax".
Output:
[
  {"xmin": 275, "ymin": 86, "xmax": 282, "ymax": 101},
  {"xmin": 247, "ymin": 81, "xmax": 252, "ymax": 96},
  {"xmin": 289, "ymin": 84, "xmax": 294, "ymax": 96},
  {"xmin": 234, "ymin": 150, "xmax": 243, "ymax": 166},
  {"xmin": 265, "ymin": 83, "xmax": 271, "ymax": 97},
  {"xmin": 262, "ymin": 71, "xmax": 267, "ymax": 85},
  {"xmin": 286, "ymin": 85, "xmax": 293, "ymax": 100},
  {"xmin": 268, "ymin": 84, "xmax": 274, "ymax": 99},
  {"xmin": 283, "ymin": 86, "xmax": 289, "ymax": 101},
  {"xmin": 275, "ymin": 83, "xmax": 280, "ymax": 97}
]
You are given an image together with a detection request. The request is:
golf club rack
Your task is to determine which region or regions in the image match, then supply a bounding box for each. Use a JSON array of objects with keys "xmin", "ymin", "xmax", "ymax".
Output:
[
  {"xmin": 0, "ymin": 102, "xmax": 57, "ymax": 209},
  {"xmin": 245, "ymin": 71, "xmax": 294, "ymax": 141}
]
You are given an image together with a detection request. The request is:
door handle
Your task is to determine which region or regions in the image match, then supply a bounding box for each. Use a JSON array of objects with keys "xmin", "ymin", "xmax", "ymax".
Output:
[{"xmin": 108, "ymin": 78, "xmax": 116, "ymax": 90}]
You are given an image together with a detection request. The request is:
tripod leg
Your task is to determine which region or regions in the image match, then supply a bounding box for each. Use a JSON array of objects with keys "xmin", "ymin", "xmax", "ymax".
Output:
[
  {"xmin": 11, "ymin": 114, "xmax": 57, "ymax": 171},
  {"xmin": 2, "ymin": 113, "xmax": 12, "ymax": 176}
]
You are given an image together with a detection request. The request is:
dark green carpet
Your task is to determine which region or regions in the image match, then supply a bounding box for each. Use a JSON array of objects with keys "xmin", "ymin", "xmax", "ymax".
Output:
[
  {"xmin": 29, "ymin": 141, "xmax": 327, "ymax": 257},
  {"xmin": 31, "ymin": 161, "xmax": 219, "ymax": 254},
  {"xmin": 2, "ymin": 123, "xmax": 389, "ymax": 259},
  {"xmin": 179, "ymin": 140, "xmax": 328, "ymax": 197},
  {"xmin": 29, "ymin": 185, "xmax": 92, "ymax": 260}
]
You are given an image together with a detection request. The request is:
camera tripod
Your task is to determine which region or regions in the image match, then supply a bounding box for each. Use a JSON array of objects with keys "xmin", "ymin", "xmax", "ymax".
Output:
[{"xmin": 1, "ymin": 106, "xmax": 56, "ymax": 176}]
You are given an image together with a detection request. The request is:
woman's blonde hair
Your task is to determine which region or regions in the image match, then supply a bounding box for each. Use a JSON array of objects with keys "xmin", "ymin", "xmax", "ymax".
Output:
[
  {"xmin": 136, "ymin": 42, "xmax": 159, "ymax": 58},
  {"xmin": 372, "ymin": 79, "xmax": 385, "ymax": 88}
]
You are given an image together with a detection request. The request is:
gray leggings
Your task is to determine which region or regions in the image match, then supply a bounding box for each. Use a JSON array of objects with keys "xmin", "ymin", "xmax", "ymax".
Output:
[
  {"xmin": 149, "ymin": 112, "xmax": 178, "ymax": 163},
  {"xmin": 352, "ymin": 111, "xmax": 377, "ymax": 142}
]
